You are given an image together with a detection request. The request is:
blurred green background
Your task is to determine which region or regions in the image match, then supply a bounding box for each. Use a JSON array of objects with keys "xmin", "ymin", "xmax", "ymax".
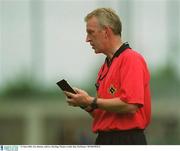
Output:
[{"xmin": 0, "ymin": 0, "xmax": 180, "ymax": 145}]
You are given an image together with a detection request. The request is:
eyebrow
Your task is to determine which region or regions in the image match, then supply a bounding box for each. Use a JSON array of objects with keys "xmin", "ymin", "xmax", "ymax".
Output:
[{"xmin": 86, "ymin": 29, "xmax": 94, "ymax": 33}]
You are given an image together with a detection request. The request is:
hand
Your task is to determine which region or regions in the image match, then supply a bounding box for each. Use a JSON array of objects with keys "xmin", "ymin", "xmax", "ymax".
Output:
[{"xmin": 64, "ymin": 88, "xmax": 93, "ymax": 107}]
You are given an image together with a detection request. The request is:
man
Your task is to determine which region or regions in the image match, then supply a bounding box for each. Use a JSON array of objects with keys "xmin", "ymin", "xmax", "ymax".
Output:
[{"xmin": 65, "ymin": 8, "xmax": 151, "ymax": 145}]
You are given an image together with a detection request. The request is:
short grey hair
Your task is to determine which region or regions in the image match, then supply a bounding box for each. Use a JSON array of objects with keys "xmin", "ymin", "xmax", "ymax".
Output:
[{"xmin": 84, "ymin": 8, "xmax": 122, "ymax": 36}]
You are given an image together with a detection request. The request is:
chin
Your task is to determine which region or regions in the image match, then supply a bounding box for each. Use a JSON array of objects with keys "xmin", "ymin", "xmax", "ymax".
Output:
[
  {"xmin": 94, "ymin": 49, "xmax": 100, "ymax": 54},
  {"xmin": 92, "ymin": 48, "xmax": 99, "ymax": 53},
  {"xmin": 92, "ymin": 47, "xmax": 101, "ymax": 54},
  {"xmin": 95, "ymin": 49, "xmax": 102, "ymax": 54}
]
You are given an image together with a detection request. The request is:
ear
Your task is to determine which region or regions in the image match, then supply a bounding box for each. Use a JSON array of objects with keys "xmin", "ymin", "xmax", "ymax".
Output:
[{"xmin": 103, "ymin": 26, "xmax": 113, "ymax": 39}]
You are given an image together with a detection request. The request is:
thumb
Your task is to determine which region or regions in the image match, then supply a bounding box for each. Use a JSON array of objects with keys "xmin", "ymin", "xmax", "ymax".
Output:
[{"xmin": 73, "ymin": 87, "xmax": 82, "ymax": 93}]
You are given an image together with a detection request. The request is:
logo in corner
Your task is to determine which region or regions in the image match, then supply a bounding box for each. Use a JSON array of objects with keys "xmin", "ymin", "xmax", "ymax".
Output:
[
  {"xmin": 0, "ymin": 145, "xmax": 3, "ymax": 151},
  {"xmin": 3, "ymin": 145, "xmax": 18, "ymax": 151}
]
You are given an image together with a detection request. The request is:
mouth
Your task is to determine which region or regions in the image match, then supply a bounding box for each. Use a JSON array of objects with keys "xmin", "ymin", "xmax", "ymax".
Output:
[
  {"xmin": 90, "ymin": 43, "xmax": 95, "ymax": 49},
  {"xmin": 91, "ymin": 46, "xmax": 95, "ymax": 49}
]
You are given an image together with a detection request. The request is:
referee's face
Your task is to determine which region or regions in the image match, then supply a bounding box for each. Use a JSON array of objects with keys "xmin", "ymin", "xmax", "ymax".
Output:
[{"xmin": 86, "ymin": 16, "xmax": 107, "ymax": 54}]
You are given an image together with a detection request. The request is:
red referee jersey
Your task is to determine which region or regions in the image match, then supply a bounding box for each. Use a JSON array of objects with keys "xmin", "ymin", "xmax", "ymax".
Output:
[{"xmin": 92, "ymin": 48, "xmax": 151, "ymax": 133}]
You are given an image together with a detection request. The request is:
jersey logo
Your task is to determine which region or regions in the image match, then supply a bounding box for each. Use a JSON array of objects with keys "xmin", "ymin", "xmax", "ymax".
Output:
[{"xmin": 108, "ymin": 84, "xmax": 117, "ymax": 95}]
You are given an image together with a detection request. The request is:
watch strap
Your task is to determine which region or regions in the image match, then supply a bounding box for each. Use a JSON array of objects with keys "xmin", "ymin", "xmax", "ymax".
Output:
[{"xmin": 90, "ymin": 97, "xmax": 98, "ymax": 110}]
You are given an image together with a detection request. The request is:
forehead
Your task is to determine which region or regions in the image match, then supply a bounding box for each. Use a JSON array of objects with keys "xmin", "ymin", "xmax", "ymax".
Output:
[{"xmin": 86, "ymin": 16, "xmax": 100, "ymax": 30}]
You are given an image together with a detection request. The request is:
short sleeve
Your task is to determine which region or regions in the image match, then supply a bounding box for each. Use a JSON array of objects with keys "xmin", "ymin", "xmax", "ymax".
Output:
[{"xmin": 119, "ymin": 52, "xmax": 145, "ymax": 105}]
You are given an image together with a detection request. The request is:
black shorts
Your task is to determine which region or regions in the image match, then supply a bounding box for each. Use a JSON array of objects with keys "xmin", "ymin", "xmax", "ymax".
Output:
[{"xmin": 95, "ymin": 129, "xmax": 147, "ymax": 145}]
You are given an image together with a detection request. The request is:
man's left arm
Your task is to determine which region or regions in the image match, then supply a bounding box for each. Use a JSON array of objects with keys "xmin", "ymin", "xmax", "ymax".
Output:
[
  {"xmin": 65, "ymin": 89, "xmax": 139, "ymax": 114},
  {"xmin": 95, "ymin": 97, "xmax": 139, "ymax": 114}
]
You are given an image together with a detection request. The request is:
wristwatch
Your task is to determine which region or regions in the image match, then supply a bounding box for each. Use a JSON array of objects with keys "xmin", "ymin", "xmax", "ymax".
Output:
[{"xmin": 90, "ymin": 97, "xmax": 98, "ymax": 110}]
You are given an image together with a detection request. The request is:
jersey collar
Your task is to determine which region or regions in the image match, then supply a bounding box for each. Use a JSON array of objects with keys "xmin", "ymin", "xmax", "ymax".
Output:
[{"xmin": 106, "ymin": 42, "xmax": 131, "ymax": 67}]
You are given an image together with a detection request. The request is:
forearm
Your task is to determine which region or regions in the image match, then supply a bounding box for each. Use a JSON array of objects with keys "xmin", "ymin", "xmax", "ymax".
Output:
[
  {"xmin": 65, "ymin": 89, "xmax": 138, "ymax": 114},
  {"xmin": 96, "ymin": 97, "xmax": 138, "ymax": 114}
]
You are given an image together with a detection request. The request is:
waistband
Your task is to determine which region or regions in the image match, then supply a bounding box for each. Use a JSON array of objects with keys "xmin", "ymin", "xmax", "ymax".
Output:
[{"xmin": 97, "ymin": 129, "xmax": 144, "ymax": 135}]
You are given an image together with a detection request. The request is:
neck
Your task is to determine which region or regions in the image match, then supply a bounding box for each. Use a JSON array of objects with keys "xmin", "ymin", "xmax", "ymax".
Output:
[{"xmin": 106, "ymin": 37, "xmax": 123, "ymax": 60}]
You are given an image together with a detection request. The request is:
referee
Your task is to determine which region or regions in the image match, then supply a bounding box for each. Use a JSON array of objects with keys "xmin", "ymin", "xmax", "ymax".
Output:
[{"xmin": 65, "ymin": 8, "xmax": 151, "ymax": 145}]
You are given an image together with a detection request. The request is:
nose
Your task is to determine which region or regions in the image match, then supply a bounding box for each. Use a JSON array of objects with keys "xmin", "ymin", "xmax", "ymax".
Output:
[{"xmin": 86, "ymin": 35, "xmax": 90, "ymax": 42}]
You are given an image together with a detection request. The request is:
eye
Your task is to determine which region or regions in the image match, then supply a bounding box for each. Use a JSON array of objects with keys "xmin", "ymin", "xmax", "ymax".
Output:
[{"xmin": 87, "ymin": 29, "xmax": 94, "ymax": 35}]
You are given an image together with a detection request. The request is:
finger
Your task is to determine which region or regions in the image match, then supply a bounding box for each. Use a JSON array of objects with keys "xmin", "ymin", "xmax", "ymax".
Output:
[
  {"xmin": 72, "ymin": 87, "xmax": 80, "ymax": 93},
  {"xmin": 67, "ymin": 100, "xmax": 73, "ymax": 105},
  {"xmin": 73, "ymin": 87, "xmax": 84, "ymax": 93},
  {"xmin": 65, "ymin": 96, "xmax": 71, "ymax": 101},
  {"xmin": 64, "ymin": 91, "xmax": 76, "ymax": 98}
]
